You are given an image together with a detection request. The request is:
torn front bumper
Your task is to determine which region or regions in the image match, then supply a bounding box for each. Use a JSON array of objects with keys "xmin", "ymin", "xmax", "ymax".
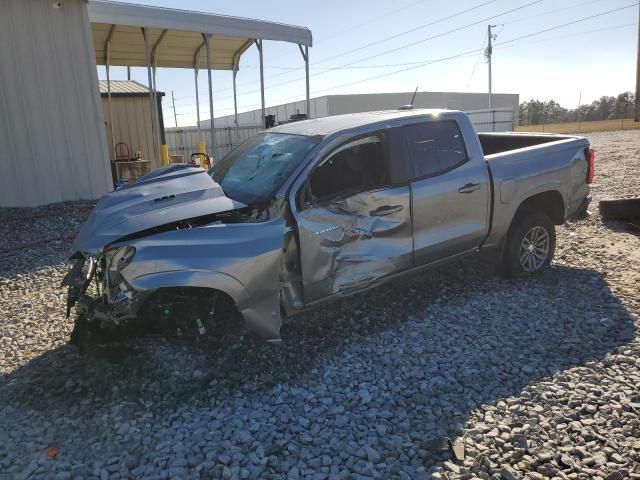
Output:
[{"xmin": 62, "ymin": 255, "xmax": 151, "ymax": 346}]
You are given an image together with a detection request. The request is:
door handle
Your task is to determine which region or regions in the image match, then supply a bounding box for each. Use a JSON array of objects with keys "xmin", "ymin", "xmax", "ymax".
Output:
[
  {"xmin": 458, "ymin": 183, "xmax": 481, "ymax": 194},
  {"xmin": 370, "ymin": 205, "xmax": 403, "ymax": 216}
]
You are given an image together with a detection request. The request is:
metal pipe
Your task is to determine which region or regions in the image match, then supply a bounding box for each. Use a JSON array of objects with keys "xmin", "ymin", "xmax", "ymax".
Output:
[
  {"xmin": 194, "ymin": 69, "xmax": 201, "ymax": 128},
  {"xmin": 194, "ymin": 41, "xmax": 205, "ymax": 138},
  {"xmin": 233, "ymin": 68, "xmax": 238, "ymax": 126},
  {"xmin": 204, "ymin": 33, "xmax": 216, "ymax": 161},
  {"xmin": 142, "ymin": 27, "xmax": 159, "ymax": 163},
  {"xmin": 150, "ymin": 30, "xmax": 168, "ymax": 161},
  {"xmin": 256, "ymin": 39, "xmax": 265, "ymax": 127},
  {"xmin": 152, "ymin": 64, "xmax": 160, "ymax": 153},
  {"xmin": 104, "ymin": 25, "xmax": 116, "ymax": 161},
  {"xmin": 298, "ymin": 44, "xmax": 310, "ymax": 118},
  {"xmin": 305, "ymin": 45, "xmax": 310, "ymax": 118}
]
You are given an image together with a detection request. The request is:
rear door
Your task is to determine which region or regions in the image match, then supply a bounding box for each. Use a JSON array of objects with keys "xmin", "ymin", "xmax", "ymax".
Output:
[
  {"xmin": 403, "ymin": 120, "xmax": 491, "ymax": 265},
  {"xmin": 292, "ymin": 131, "xmax": 413, "ymax": 303}
]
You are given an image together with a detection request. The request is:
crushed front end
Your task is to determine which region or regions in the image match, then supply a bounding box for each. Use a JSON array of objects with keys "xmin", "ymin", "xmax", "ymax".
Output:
[{"xmin": 62, "ymin": 246, "xmax": 150, "ymax": 349}]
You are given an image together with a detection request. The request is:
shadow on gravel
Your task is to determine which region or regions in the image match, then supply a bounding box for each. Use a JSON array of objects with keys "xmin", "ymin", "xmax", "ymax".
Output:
[
  {"xmin": 2, "ymin": 259, "xmax": 636, "ymax": 473},
  {"xmin": 601, "ymin": 219, "xmax": 640, "ymax": 236}
]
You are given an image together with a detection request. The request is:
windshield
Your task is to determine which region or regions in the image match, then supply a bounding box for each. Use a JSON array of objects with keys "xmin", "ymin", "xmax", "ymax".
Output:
[{"xmin": 210, "ymin": 133, "xmax": 319, "ymax": 205}]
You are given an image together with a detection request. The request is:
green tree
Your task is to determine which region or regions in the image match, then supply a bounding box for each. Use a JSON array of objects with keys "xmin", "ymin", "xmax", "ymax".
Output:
[{"xmin": 611, "ymin": 91, "xmax": 634, "ymax": 119}]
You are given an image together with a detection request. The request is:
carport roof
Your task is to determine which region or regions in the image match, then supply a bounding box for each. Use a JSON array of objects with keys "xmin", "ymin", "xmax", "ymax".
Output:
[{"xmin": 88, "ymin": 0, "xmax": 313, "ymax": 70}]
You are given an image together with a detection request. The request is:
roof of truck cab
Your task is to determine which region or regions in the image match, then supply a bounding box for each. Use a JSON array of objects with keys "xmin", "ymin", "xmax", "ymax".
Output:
[{"xmin": 269, "ymin": 109, "xmax": 457, "ymax": 137}]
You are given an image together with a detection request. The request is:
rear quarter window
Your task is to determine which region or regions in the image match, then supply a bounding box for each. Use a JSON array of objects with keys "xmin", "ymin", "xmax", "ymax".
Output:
[{"xmin": 402, "ymin": 120, "xmax": 468, "ymax": 179}]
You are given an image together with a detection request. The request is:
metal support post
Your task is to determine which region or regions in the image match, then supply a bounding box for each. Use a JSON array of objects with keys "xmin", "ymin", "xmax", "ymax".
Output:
[
  {"xmin": 104, "ymin": 24, "xmax": 116, "ymax": 160},
  {"xmin": 256, "ymin": 39, "xmax": 265, "ymax": 127},
  {"xmin": 203, "ymin": 33, "xmax": 216, "ymax": 161},
  {"xmin": 142, "ymin": 27, "xmax": 159, "ymax": 163},
  {"xmin": 233, "ymin": 68, "xmax": 239, "ymax": 126},
  {"xmin": 299, "ymin": 44, "xmax": 310, "ymax": 118},
  {"xmin": 194, "ymin": 69, "xmax": 201, "ymax": 128}
]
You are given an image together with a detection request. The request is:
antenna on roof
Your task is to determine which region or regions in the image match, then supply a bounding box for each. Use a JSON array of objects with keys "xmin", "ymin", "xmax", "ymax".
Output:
[
  {"xmin": 410, "ymin": 86, "xmax": 419, "ymax": 105},
  {"xmin": 399, "ymin": 86, "xmax": 419, "ymax": 110}
]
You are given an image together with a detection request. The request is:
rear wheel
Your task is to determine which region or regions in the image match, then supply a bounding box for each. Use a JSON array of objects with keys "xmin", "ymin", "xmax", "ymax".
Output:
[{"xmin": 498, "ymin": 212, "xmax": 556, "ymax": 277}]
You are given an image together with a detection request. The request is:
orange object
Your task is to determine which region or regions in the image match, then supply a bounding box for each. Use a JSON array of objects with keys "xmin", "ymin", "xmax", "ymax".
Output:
[{"xmin": 46, "ymin": 447, "xmax": 60, "ymax": 459}]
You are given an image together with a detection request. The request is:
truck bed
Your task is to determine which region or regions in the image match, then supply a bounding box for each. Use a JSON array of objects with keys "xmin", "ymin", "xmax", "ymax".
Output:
[{"xmin": 477, "ymin": 132, "xmax": 577, "ymax": 156}]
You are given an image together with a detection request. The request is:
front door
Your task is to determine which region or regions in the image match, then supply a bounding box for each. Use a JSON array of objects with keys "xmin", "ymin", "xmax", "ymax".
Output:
[{"xmin": 293, "ymin": 133, "xmax": 413, "ymax": 303}]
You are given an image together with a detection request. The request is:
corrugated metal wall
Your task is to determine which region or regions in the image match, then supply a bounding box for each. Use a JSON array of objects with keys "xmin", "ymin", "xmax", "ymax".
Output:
[
  {"xmin": 327, "ymin": 92, "xmax": 519, "ymax": 116},
  {"xmin": 165, "ymin": 126, "xmax": 262, "ymax": 161},
  {"xmin": 202, "ymin": 92, "xmax": 519, "ymax": 130},
  {"xmin": 202, "ymin": 97, "xmax": 330, "ymax": 128},
  {"xmin": 0, "ymin": 0, "xmax": 112, "ymax": 207},
  {"xmin": 102, "ymin": 96, "xmax": 159, "ymax": 168}
]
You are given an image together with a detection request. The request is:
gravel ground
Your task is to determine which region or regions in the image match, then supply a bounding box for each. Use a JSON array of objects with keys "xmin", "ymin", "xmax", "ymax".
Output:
[{"xmin": 1, "ymin": 130, "xmax": 639, "ymax": 480}]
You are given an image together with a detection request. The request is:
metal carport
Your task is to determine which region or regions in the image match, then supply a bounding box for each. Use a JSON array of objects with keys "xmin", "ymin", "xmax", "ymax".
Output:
[{"xmin": 88, "ymin": 0, "xmax": 313, "ymax": 163}]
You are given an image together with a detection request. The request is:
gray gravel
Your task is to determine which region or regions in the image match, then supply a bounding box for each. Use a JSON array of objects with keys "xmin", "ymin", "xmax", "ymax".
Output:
[{"xmin": 1, "ymin": 130, "xmax": 639, "ymax": 479}]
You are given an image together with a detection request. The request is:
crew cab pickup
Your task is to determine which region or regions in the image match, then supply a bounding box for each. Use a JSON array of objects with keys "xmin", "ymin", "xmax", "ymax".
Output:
[{"xmin": 63, "ymin": 109, "xmax": 594, "ymax": 347}]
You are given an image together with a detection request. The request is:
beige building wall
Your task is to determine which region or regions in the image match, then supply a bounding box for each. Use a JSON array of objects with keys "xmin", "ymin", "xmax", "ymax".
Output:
[
  {"xmin": 203, "ymin": 97, "xmax": 330, "ymax": 128},
  {"xmin": 102, "ymin": 96, "xmax": 160, "ymax": 168},
  {"xmin": 327, "ymin": 92, "xmax": 519, "ymax": 116},
  {"xmin": 203, "ymin": 91, "xmax": 519, "ymax": 129},
  {"xmin": 0, "ymin": 0, "xmax": 112, "ymax": 207}
]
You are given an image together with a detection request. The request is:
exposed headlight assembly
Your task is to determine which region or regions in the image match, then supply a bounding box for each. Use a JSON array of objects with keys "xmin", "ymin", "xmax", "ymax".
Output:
[
  {"xmin": 108, "ymin": 246, "xmax": 136, "ymax": 273},
  {"xmin": 98, "ymin": 246, "xmax": 136, "ymax": 302}
]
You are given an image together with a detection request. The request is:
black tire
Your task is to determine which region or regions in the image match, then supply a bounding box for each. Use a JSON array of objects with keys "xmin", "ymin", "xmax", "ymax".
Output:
[
  {"xmin": 70, "ymin": 314, "xmax": 92, "ymax": 355},
  {"xmin": 599, "ymin": 196, "xmax": 640, "ymax": 221},
  {"xmin": 498, "ymin": 212, "xmax": 556, "ymax": 277}
]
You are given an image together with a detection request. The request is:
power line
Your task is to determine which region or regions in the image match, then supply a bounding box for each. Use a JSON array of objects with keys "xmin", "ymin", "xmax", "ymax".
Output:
[
  {"xmin": 312, "ymin": 0, "xmax": 498, "ymax": 66},
  {"xmin": 207, "ymin": 0, "xmax": 543, "ymax": 103},
  {"xmin": 324, "ymin": 6, "xmax": 639, "ymax": 97},
  {"xmin": 239, "ymin": 18, "xmax": 640, "ymax": 112},
  {"xmin": 501, "ymin": 0, "xmax": 609, "ymax": 25},
  {"xmin": 178, "ymin": 0, "xmax": 436, "ymax": 99},
  {"xmin": 172, "ymin": 17, "xmax": 638, "ymax": 118},
  {"xmin": 259, "ymin": 0, "xmax": 428, "ymax": 65},
  {"xmin": 497, "ymin": 2, "xmax": 639, "ymax": 46},
  {"xmin": 467, "ymin": 31, "xmax": 488, "ymax": 87},
  {"xmin": 317, "ymin": 0, "xmax": 427, "ymax": 43},
  {"xmin": 496, "ymin": 21, "xmax": 635, "ymax": 49},
  {"xmin": 210, "ymin": 0, "xmax": 517, "ymax": 96},
  {"xmin": 172, "ymin": 0, "xmax": 615, "ymax": 79}
]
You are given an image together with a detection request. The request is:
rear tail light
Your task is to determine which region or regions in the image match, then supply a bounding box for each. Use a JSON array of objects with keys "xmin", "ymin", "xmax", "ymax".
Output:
[{"xmin": 587, "ymin": 148, "xmax": 595, "ymax": 184}]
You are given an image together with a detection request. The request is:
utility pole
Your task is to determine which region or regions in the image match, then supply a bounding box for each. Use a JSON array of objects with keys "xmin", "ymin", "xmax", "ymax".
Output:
[
  {"xmin": 635, "ymin": 2, "xmax": 639, "ymax": 121},
  {"xmin": 486, "ymin": 25, "xmax": 497, "ymax": 110},
  {"xmin": 171, "ymin": 90, "xmax": 178, "ymax": 128}
]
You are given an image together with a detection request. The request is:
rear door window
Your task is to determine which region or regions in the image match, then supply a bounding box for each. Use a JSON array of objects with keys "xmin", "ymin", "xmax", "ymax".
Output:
[{"xmin": 402, "ymin": 121, "xmax": 468, "ymax": 179}]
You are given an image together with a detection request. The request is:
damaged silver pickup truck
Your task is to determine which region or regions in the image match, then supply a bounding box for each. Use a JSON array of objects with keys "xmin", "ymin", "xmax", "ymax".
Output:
[{"xmin": 63, "ymin": 109, "xmax": 594, "ymax": 348}]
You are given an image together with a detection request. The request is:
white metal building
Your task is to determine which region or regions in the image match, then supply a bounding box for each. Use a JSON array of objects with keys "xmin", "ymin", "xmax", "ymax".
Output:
[
  {"xmin": 0, "ymin": 0, "xmax": 311, "ymax": 207},
  {"xmin": 204, "ymin": 91, "xmax": 520, "ymax": 128},
  {"xmin": 0, "ymin": 0, "xmax": 112, "ymax": 208}
]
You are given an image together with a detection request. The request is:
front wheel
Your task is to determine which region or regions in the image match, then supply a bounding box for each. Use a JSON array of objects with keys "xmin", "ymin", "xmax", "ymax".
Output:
[{"xmin": 498, "ymin": 212, "xmax": 556, "ymax": 277}]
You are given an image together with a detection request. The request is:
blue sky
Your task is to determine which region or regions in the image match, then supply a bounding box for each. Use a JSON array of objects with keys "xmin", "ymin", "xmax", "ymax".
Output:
[{"xmin": 98, "ymin": 0, "xmax": 639, "ymax": 127}]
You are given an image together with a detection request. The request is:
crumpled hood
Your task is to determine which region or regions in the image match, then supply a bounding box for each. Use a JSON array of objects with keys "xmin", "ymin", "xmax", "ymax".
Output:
[{"xmin": 73, "ymin": 164, "xmax": 247, "ymax": 255}]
